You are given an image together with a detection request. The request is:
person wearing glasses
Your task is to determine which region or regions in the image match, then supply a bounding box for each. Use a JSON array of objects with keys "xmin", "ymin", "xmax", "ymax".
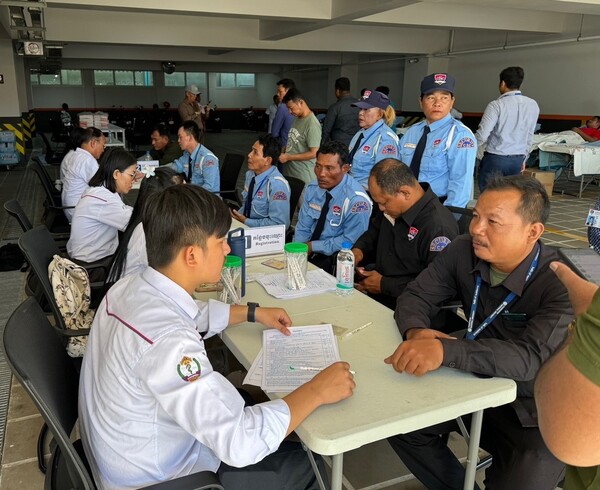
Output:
[
  {"xmin": 61, "ymin": 127, "xmax": 107, "ymax": 222},
  {"xmin": 67, "ymin": 149, "xmax": 138, "ymax": 266},
  {"xmin": 294, "ymin": 140, "xmax": 372, "ymax": 273}
]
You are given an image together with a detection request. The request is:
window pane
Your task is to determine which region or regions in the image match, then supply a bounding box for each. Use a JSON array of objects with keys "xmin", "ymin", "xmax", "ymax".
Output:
[
  {"xmin": 134, "ymin": 71, "xmax": 153, "ymax": 86},
  {"xmin": 186, "ymin": 72, "xmax": 206, "ymax": 88},
  {"xmin": 61, "ymin": 69, "xmax": 82, "ymax": 85},
  {"xmin": 217, "ymin": 73, "xmax": 235, "ymax": 88},
  {"xmin": 236, "ymin": 73, "xmax": 255, "ymax": 87},
  {"xmin": 39, "ymin": 74, "xmax": 61, "ymax": 85},
  {"xmin": 115, "ymin": 70, "xmax": 134, "ymax": 86},
  {"xmin": 30, "ymin": 73, "xmax": 39, "ymax": 85},
  {"xmin": 164, "ymin": 72, "xmax": 185, "ymax": 87},
  {"xmin": 94, "ymin": 70, "xmax": 114, "ymax": 86}
]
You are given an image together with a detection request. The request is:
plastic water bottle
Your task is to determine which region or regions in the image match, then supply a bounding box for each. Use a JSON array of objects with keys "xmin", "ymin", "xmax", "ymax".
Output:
[
  {"xmin": 138, "ymin": 150, "xmax": 152, "ymax": 161},
  {"xmin": 336, "ymin": 241, "xmax": 354, "ymax": 296}
]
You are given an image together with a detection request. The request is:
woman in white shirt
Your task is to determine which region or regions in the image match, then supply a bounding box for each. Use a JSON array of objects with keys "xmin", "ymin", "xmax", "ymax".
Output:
[
  {"xmin": 67, "ymin": 148, "xmax": 138, "ymax": 265},
  {"xmin": 107, "ymin": 166, "xmax": 184, "ymax": 286}
]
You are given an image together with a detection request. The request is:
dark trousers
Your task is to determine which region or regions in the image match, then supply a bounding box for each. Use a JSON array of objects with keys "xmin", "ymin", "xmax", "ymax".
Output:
[
  {"xmin": 478, "ymin": 152, "xmax": 525, "ymax": 192},
  {"xmin": 387, "ymin": 404, "xmax": 564, "ymax": 490},
  {"xmin": 218, "ymin": 440, "xmax": 327, "ymax": 490}
]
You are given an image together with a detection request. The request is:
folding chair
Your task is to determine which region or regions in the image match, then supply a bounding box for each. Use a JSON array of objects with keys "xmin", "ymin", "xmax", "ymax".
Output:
[{"xmin": 220, "ymin": 153, "xmax": 245, "ymax": 204}]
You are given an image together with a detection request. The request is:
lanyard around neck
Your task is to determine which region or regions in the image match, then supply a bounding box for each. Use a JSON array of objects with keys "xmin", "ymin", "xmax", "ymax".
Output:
[{"xmin": 465, "ymin": 244, "xmax": 540, "ymax": 341}]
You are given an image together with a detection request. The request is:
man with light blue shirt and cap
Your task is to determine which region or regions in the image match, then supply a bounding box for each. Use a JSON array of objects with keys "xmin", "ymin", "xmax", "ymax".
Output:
[
  {"xmin": 476, "ymin": 66, "xmax": 540, "ymax": 192},
  {"xmin": 399, "ymin": 73, "xmax": 477, "ymax": 208},
  {"xmin": 348, "ymin": 90, "xmax": 400, "ymax": 190},
  {"xmin": 295, "ymin": 140, "xmax": 372, "ymax": 273}
]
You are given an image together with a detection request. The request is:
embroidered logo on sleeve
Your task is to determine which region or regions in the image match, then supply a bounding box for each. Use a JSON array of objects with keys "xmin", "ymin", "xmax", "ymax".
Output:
[
  {"xmin": 430, "ymin": 236, "xmax": 451, "ymax": 251},
  {"xmin": 204, "ymin": 159, "xmax": 216, "ymax": 167},
  {"xmin": 408, "ymin": 226, "xmax": 419, "ymax": 241},
  {"xmin": 351, "ymin": 201, "xmax": 369, "ymax": 213},
  {"xmin": 381, "ymin": 144, "xmax": 397, "ymax": 155},
  {"xmin": 457, "ymin": 137, "xmax": 475, "ymax": 149},
  {"xmin": 361, "ymin": 145, "xmax": 371, "ymax": 154},
  {"xmin": 332, "ymin": 205, "xmax": 342, "ymax": 216},
  {"xmin": 256, "ymin": 190, "xmax": 264, "ymax": 198},
  {"xmin": 177, "ymin": 356, "xmax": 202, "ymax": 382},
  {"xmin": 272, "ymin": 191, "xmax": 287, "ymax": 201}
]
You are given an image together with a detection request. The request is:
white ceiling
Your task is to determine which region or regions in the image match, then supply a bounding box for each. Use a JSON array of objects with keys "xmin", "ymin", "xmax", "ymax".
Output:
[{"xmin": 3, "ymin": 0, "xmax": 600, "ymax": 66}]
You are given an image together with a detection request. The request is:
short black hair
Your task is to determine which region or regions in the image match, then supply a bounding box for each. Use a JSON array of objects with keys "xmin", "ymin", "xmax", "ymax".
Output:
[
  {"xmin": 317, "ymin": 140, "xmax": 350, "ymax": 167},
  {"xmin": 483, "ymin": 174, "xmax": 550, "ymax": 224},
  {"xmin": 180, "ymin": 120, "xmax": 200, "ymax": 142},
  {"xmin": 66, "ymin": 127, "xmax": 87, "ymax": 152},
  {"xmin": 143, "ymin": 185, "xmax": 231, "ymax": 269},
  {"xmin": 499, "ymin": 67, "xmax": 524, "ymax": 90},
  {"xmin": 282, "ymin": 87, "xmax": 305, "ymax": 105},
  {"xmin": 256, "ymin": 134, "xmax": 281, "ymax": 164},
  {"xmin": 276, "ymin": 78, "xmax": 295, "ymax": 90},
  {"xmin": 152, "ymin": 124, "xmax": 170, "ymax": 137},
  {"xmin": 61, "ymin": 103, "xmax": 69, "ymax": 111},
  {"xmin": 375, "ymin": 85, "xmax": 390, "ymax": 96},
  {"xmin": 335, "ymin": 77, "xmax": 351, "ymax": 92},
  {"xmin": 80, "ymin": 127, "xmax": 104, "ymax": 147},
  {"xmin": 88, "ymin": 148, "xmax": 137, "ymax": 193},
  {"xmin": 369, "ymin": 159, "xmax": 417, "ymax": 195}
]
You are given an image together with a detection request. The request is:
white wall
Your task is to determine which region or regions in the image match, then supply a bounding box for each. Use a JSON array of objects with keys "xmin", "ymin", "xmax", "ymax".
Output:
[
  {"xmin": 358, "ymin": 59, "xmax": 405, "ymax": 110},
  {"xmin": 449, "ymin": 39, "xmax": 600, "ymax": 115}
]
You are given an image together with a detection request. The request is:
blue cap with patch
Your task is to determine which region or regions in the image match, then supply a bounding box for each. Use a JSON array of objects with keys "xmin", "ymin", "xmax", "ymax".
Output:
[
  {"xmin": 352, "ymin": 90, "xmax": 390, "ymax": 110},
  {"xmin": 420, "ymin": 73, "xmax": 455, "ymax": 95}
]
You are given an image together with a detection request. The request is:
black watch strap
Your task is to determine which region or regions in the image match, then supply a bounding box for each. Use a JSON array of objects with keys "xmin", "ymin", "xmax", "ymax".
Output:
[{"xmin": 247, "ymin": 302, "xmax": 259, "ymax": 322}]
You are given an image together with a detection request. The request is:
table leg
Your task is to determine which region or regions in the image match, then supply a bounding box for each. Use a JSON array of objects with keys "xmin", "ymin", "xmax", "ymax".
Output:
[
  {"xmin": 331, "ymin": 453, "xmax": 344, "ymax": 490},
  {"xmin": 463, "ymin": 409, "xmax": 483, "ymax": 490}
]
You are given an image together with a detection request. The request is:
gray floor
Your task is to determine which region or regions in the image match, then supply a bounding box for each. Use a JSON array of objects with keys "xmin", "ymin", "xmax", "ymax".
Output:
[{"xmin": 0, "ymin": 130, "xmax": 593, "ymax": 488}]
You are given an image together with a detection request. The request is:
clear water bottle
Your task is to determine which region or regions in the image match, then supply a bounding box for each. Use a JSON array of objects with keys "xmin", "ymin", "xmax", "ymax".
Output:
[
  {"xmin": 336, "ymin": 241, "xmax": 354, "ymax": 296},
  {"xmin": 138, "ymin": 150, "xmax": 152, "ymax": 161}
]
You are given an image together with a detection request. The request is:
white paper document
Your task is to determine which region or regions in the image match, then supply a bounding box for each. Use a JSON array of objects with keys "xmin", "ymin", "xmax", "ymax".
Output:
[
  {"xmin": 259, "ymin": 324, "xmax": 341, "ymax": 393},
  {"xmin": 256, "ymin": 269, "xmax": 337, "ymax": 299},
  {"xmin": 243, "ymin": 348, "xmax": 264, "ymax": 387}
]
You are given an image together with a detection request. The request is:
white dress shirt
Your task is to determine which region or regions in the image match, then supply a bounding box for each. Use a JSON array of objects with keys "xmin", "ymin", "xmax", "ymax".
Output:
[
  {"xmin": 123, "ymin": 222, "xmax": 147, "ymax": 278},
  {"xmin": 61, "ymin": 148, "xmax": 99, "ymax": 222}
]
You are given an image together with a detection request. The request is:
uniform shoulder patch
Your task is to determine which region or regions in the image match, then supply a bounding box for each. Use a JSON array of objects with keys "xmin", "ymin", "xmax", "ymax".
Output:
[
  {"xmin": 177, "ymin": 356, "xmax": 202, "ymax": 382},
  {"xmin": 204, "ymin": 159, "xmax": 216, "ymax": 167},
  {"xmin": 381, "ymin": 144, "xmax": 397, "ymax": 155},
  {"xmin": 456, "ymin": 137, "xmax": 475, "ymax": 149},
  {"xmin": 351, "ymin": 201, "xmax": 369, "ymax": 213},
  {"xmin": 430, "ymin": 236, "xmax": 451, "ymax": 251},
  {"xmin": 272, "ymin": 191, "xmax": 287, "ymax": 201}
]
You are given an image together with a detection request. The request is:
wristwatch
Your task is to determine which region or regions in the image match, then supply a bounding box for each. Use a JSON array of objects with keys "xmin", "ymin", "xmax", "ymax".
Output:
[{"xmin": 247, "ymin": 302, "xmax": 260, "ymax": 322}]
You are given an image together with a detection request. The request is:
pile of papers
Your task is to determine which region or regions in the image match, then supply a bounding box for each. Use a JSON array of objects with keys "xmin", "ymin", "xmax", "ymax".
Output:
[
  {"xmin": 256, "ymin": 268, "xmax": 337, "ymax": 299},
  {"xmin": 243, "ymin": 324, "xmax": 340, "ymax": 392},
  {"xmin": 78, "ymin": 111, "xmax": 109, "ymax": 129}
]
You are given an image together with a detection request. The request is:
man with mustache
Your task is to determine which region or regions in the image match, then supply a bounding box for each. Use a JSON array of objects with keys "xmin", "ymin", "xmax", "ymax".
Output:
[{"xmin": 386, "ymin": 174, "xmax": 570, "ymax": 489}]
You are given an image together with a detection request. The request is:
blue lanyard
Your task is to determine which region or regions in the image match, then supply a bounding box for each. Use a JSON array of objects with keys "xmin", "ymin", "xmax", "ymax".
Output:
[{"xmin": 465, "ymin": 245, "xmax": 540, "ymax": 341}]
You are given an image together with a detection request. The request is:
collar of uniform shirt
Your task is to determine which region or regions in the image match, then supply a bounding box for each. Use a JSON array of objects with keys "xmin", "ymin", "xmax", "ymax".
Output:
[
  {"xmin": 399, "ymin": 184, "xmax": 437, "ymax": 227},
  {"xmin": 426, "ymin": 113, "xmax": 453, "ymax": 132},
  {"xmin": 498, "ymin": 90, "xmax": 522, "ymax": 99},
  {"xmin": 320, "ymin": 173, "xmax": 350, "ymax": 201},
  {"xmin": 188, "ymin": 142, "xmax": 202, "ymax": 163}
]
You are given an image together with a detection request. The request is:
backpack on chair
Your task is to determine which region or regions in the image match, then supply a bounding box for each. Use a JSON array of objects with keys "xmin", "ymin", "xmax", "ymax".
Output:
[{"xmin": 48, "ymin": 254, "xmax": 95, "ymax": 357}]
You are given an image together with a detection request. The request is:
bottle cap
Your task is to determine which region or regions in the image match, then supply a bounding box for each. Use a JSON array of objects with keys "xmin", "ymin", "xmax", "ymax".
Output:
[
  {"xmin": 342, "ymin": 241, "xmax": 352, "ymax": 249},
  {"xmin": 284, "ymin": 242, "xmax": 309, "ymax": 254},
  {"xmin": 224, "ymin": 255, "xmax": 242, "ymax": 267}
]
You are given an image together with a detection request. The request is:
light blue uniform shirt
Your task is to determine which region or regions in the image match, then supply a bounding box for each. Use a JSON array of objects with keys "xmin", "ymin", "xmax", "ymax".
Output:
[
  {"xmin": 170, "ymin": 143, "xmax": 220, "ymax": 193},
  {"xmin": 348, "ymin": 119, "xmax": 400, "ymax": 188},
  {"xmin": 238, "ymin": 166, "xmax": 291, "ymax": 229},
  {"xmin": 294, "ymin": 173, "xmax": 372, "ymax": 256},
  {"xmin": 399, "ymin": 114, "xmax": 476, "ymax": 208},
  {"xmin": 475, "ymin": 90, "xmax": 540, "ymax": 157}
]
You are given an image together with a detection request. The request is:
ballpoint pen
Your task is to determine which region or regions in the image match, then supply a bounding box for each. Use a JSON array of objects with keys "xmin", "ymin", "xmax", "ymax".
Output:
[
  {"xmin": 342, "ymin": 321, "xmax": 373, "ymax": 339},
  {"xmin": 289, "ymin": 365, "xmax": 356, "ymax": 375}
]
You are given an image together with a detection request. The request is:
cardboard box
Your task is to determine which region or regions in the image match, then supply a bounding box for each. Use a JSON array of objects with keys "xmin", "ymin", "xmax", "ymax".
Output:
[{"xmin": 524, "ymin": 168, "xmax": 554, "ymax": 196}]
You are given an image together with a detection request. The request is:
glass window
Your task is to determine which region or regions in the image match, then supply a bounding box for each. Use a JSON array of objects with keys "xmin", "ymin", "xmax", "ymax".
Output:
[
  {"xmin": 30, "ymin": 73, "xmax": 39, "ymax": 85},
  {"xmin": 115, "ymin": 70, "xmax": 134, "ymax": 86},
  {"xmin": 236, "ymin": 73, "xmax": 255, "ymax": 87},
  {"xmin": 94, "ymin": 70, "xmax": 114, "ymax": 86},
  {"xmin": 39, "ymin": 73, "xmax": 61, "ymax": 85},
  {"xmin": 60, "ymin": 69, "xmax": 82, "ymax": 85},
  {"xmin": 164, "ymin": 72, "xmax": 185, "ymax": 87},
  {"xmin": 217, "ymin": 73, "xmax": 235, "ymax": 88},
  {"xmin": 134, "ymin": 71, "xmax": 153, "ymax": 86},
  {"xmin": 186, "ymin": 72, "xmax": 207, "ymax": 88}
]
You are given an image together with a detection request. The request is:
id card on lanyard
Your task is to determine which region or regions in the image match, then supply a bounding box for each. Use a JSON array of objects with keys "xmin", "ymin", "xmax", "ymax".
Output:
[{"xmin": 465, "ymin": 245, "xmax": 540, "ymax": 340}]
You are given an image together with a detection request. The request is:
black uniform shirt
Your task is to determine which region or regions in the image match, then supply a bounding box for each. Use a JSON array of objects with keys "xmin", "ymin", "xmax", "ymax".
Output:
[{"xmin": 394, "ymin": 235, "xmax": 572, "ymax": 426}]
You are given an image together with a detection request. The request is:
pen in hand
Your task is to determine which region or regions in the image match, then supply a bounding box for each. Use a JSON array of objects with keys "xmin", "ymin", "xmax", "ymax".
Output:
[{"xmin": 289, "ymin": 365, "xmax": 356, "ymax": 375}]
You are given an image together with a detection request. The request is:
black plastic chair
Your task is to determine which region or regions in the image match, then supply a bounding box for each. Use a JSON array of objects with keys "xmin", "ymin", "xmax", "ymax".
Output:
[
  {"xmin": 286, "ymin": 176, "xmax": 305, "ymax": 222},
  {"xmin": 445, "ymin": 205, "xmax": 473, "ymax": 235},
  {"xmin": 2, "ymin": 297, "xmax": 224, "ymax": 490},
  {"xmin": 29, "ymin": 159, "xmax": 72, "ymax": 234},
  {"xmin": 220, "ymin": 153, "xmax": 245, "ymax": 203},
  {"xmin": 4, "ymin": 199, "xmax": 69, "ymax": 245}
]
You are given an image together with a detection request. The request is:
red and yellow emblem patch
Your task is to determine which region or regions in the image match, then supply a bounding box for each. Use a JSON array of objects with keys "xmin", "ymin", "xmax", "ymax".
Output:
[{"xmin": 177, "ymin": 356, "xmax": 202, "ymax": 382}]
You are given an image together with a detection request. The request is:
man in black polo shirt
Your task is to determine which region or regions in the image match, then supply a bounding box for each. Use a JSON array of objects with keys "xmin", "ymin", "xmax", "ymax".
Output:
[
  {"xmin": 386, "ymin": 174, "xmax": 570, "ymax": 489},
  {"xmin": 352, "ymin": 159, "xmax": 458, "ymax": 309}
]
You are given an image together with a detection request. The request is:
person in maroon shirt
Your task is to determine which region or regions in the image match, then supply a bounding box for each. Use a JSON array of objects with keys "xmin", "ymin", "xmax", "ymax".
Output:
[{"xmin": 572, "ymin": 116, "xmax": 600, "ymax": 142}]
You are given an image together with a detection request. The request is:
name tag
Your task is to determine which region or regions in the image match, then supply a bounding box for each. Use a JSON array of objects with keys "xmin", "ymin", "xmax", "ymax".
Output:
[
  {"xmin": 309, "ymin": 203, "xmax": 321, "ymax": 211},
  {"xmin": 404, "ymin": 143, "xmax": 416, "ymax": 149}
]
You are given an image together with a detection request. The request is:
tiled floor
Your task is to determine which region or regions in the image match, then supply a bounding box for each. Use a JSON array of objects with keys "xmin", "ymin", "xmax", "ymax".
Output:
[{"xmin": 0, "ymin": 130, "xmax": 596, "ymax": 489}]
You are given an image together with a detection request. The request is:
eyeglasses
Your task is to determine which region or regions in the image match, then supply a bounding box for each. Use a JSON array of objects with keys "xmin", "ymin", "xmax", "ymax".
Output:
[{"xmin": 122, "ymin": 170, "xmax": 139, "ymax": 181}]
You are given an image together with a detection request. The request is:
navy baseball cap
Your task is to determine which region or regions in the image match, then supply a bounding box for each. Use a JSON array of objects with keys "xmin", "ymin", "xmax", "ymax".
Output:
[
  {"xmin": 352, "ymin": 90, "xmax": 390, "ymax": 110},
  {"xmin": 420, "ymin": 73, "xmax": 455, "ymax": 95}
]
